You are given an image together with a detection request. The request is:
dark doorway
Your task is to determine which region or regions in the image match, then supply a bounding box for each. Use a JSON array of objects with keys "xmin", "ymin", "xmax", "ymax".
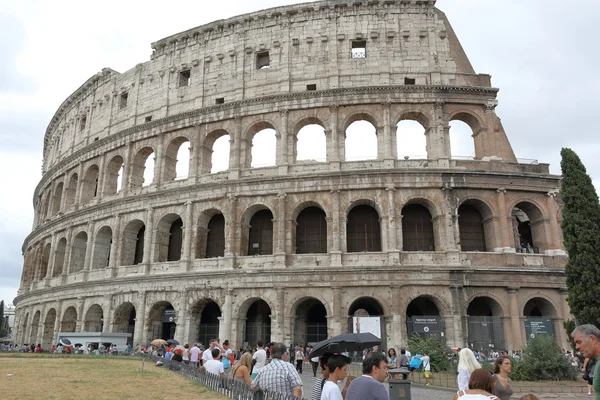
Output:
[
  {"xmin": 167, "ymin": 218, "xmax": 183, "ymax": 261},
  {"xmin": 458, "ymin": 204, "xmax": 486, "ymax": 251},
  {"xmin": 248, "ymin": 210, "xmax": 274, "ymax": 255},
  {"xmin": 206, "ymin": 214, "xmax": 225, "ymax": 258},
  {"xmin": 296, "ymin": 207, "xmax": 327, "ymax": 254},
  {"xmin": 402, "ymin": 204, "xmax": 434, "ymax": 251},
  {"xmin": 347, "ymin": 205, "xmax": 381, "ymax": 252}
]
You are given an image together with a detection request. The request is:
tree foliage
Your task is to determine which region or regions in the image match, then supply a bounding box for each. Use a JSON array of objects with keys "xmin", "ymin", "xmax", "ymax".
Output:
[
  {"xmin": 0, "ymin": 300, "xmax": 6, "ymax": 338},
  {"xmin": 521, "ymin": 336, "xmax": 577, "ymax": 381},
  {"xmin": 407, "ymin": 334, "xmax": 450, "ymax": 372},
  {"xmin": 560, "ymin": 148, "xmax": 600, "ymax": 326}
]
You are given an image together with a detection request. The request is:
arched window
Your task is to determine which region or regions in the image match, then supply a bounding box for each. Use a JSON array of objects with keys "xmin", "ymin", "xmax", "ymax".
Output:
[
  {"xmin": 53, "ymin": 238, "xmax": 67, "ymax": 277},
  {"xmin": 513, "ymin": 202, "xmax": 547, "ymax": 253},
  {"xmin": 81, "ymin": 165, "xmax": 99, "ymax": 203},
  {"xmin": 449, "ymin": 120, "xmax": 476, "ymax": 159},
  {"xmin": 104, "ymin": 156, "xmax": 124, "ymax": 195},
  {"xmin": 51, "ymin": 182, "xmax": 64, "ymax": 215},
  {"xmin": 64, "ymin": 173, "xmax": 78, "ymax": 210},
  {"xmin": 296, "ymin": 124, "xmax": 326, "ymax": 163},
  {"xmin": 121, "ymin": 220, "xmax": 145, "ymax": 266},
  {"xmin": 458, "ymin": 204, "xmax": 486, "ymax": 251},
  {"xmin": 92, "ymin": 226, "xmax": 112, "ymax": 269},
  {"xmin": 163, "ymin": 137, "xmax": 190, "ymax": 181},
  {"xmin": 211, "ymin": 135, "xmax": 230, "ymax": 173},
  {"xmin": 206, "ymin": 214, "xmax": 225, "ymax": 258},
  {"xmin": 402, "ymin": 204, "xmax": 434, "ymax": 251},
  {"xmin": 247, "ymin": 210, "xmax": 274, "ymax": 255},
  {"xmin": 345, "ymin": 120, "xmax": 377, "ymax": 161},
  {"xmin": 167, "ymin": 218, "xmax": 183, "ymax": 261},
  {"xmin": 296, "ymin": 207, "xmax": 327, "ymax": 254},
  {"xmin": 69, "ymin": 232, "xmax": 88, "ymax": 273},
  {"xmin": 251, "ymin": 129, "xmax": 276, "ymax": 168},
  {"xmin": 396, "ymin": 120, "xmax": 427, "ymax": 159},
  {"xmin": 155, "ymin": 214, "xmax": 183, "ymax": 262},
  {"xmin": 130, "ymin": 147, "xmax": 155, "ymax": 188},
  {"xmin": 347, "ymin": 205, "xmax": 381, "ymax": 252}
]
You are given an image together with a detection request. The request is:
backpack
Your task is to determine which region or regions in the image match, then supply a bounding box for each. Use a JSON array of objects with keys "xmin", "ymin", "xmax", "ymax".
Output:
[{"xmin": 409, "ymin": 355, "xmax": 422, "ymax": 369}]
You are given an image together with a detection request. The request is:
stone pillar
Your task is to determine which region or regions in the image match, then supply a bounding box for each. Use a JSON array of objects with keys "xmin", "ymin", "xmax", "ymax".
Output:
[
  {"xmin": 96, "ymin": 153, "xmax": 106, "ymax": 201},
  {"xmin": 277, "ymin": 109, "xmax": 289, "ymax": 174},
  {"xmin": 222, "ymin": 290, "xmax": 233, "ymax": 343},
  {"xmin": 332, "ymin": 287, "xmax": 344, "ymax": 336},
  {"xmin": 75, "ymin": 300, "xmax": 85, "ymax": 332},
  {"xmin": 381, "ymin": 102, "xmax": 393, "ymax": 162},
  {"xmin": 495, "ymin": 188, "xmax": 513, "ymax": 251},
  {"xmin": 330, "ymin": 189, "xmax": 342, "ymax": 266},
  {"xmin": 450, "ymin": 285, "xmax": 466, "ymax": 348},
  {"xmin": 182, "ymin": 201, "xmax": 194, "ymax": 266},
  {"xmin": 229, "ymin": 117, "xmax": 242, "ymax": 179},
  {"xmin": 46, "ymin": 234, "xmax": 57, "ymax": 284},
  {"xmin": 390, "ymin": 290, "xmax": 403, "ymax": 348},
  {"xmin": 275, "ymin": 192, "xmax": 286, "ymax": 263},
  {"xmin": 175, "ymin": 292, "xmax": 188, "ymax": 344},
  {"xmin": 276, "ymin": 288, "xmax": 285, "ymax": 343},
  {"xmin": 122, "ymin": 142, "xmax": 132, "ymax": 195},
  {"xmin": 386, "ymin": 186, "xmax": 400, "ymax": 263},
  {"xmin": 188, "ymin": 126, "xmax": 201, "ymax": 182},
  {"xmin": 83, "ymin": 221, "xmax": 95, "ymax": 273},
  {"xmin": 225, "ymin": 194, "xmax": 237, "ymax": 257},
  {"xmin": 74, "ymin": 163, "xmax": 84, "ymax": 207},
  {"xmin": 109, "ymin": 214, "xmax": 121, "ymax": 275},
  {"xmin": 60, "ymin": 172, "xmax": 69, "ymax": 211},
  {"xmin": 507, "ymin": 287, "xmax": 523, "ymax": 351},
  {"xmin": 142, "ymin": 207, "xmax": 154, "ymax": 266},
  {"xmin": 153, "ymin": 140, "xmax": 164, "ymax": 187},
  {"xmin": 133, "ymin": 291, "xmax": 147, "ymax": 345},
  {"xmin": 52, "ymin": 301, "xmax": 63, "ymax": 345},
  {"xmin": 545, "ymin": 192, "xmax": 565, "ymax": 254},
  {"xmin": 328, "ymin": 105, "xmax": 341, "ymax": 168}
]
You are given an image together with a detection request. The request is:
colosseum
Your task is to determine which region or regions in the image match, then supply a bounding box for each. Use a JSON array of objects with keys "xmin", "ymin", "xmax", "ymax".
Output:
[{"xmin": 14, "ymin": 0, "xmax": 571, "ymax": 353}]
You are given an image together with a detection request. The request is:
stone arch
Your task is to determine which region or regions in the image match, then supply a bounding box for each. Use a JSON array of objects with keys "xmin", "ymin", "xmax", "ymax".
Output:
[
  {"xmin": 41, "ymin": 189, "xmax": 51, "ymax": 220},
  {"xmin": 510, "ymin": 199, "xmax": 548, "ymax": 252},
  {"xmin": 348, "ymin": 296, "xmax": 388, "ymax": 317},
  {"xmin": 394, "ymin": 110, "xmax": 432, "ymax": 128},
  {"xmin": 154, "ymin": 213, "xmax": 183, "ymax": 262},
  {"xmin": 239, "ymin": 298, "xmax": 272, "ymax": 346},
  {"xmin": 80, "ymin": 164, "xmax": 100, "ymax": 203},
  {"xmin": 201, "ymin": 129, "xmax": 231, "ymax": 174},
  {"xmin": 64, "ymin": 172, "xmax": 78, "ymax": 210},
  {"xmin": 29, "ymin": 310, "xmax": 41, "ymax": 345},
  {"xmin": 241, "ymin": 205, "xmax": 274, "ymax": 256},
  {"xmin": 147, "ymin": 301, "xmax": 177, "ymax": 340},
  {"xmin": 51, "ymin": 181, "xmax": 64, "ymax": 215},
  {"xmin": 130, "ymin": 146, "xmax": 155, "ymax": 188},
  {"xmin": 196, "ymin": 208, "xmax": 226, "ymax": 259},
  {"xmin": 21, "ymin": 312, "xmax": 29, "ymax": 344},
  {"xmin": 121, "ymin": 219, "xmax": 145, "ymax": 266},
  {"xmin": 466, "ymin": 296, "xmax": 507, "ymax": 352},
  {"xmin": 348, "ymin": 296, "xmax": 388, "ymax": 342},
  {"xmin": 84, "ymin": 304, "xmax": 104, "ymax": 332},
  {"xmin": 405, "ymin": 292, "xmax": 449, "ymax": 316},
  {"xmin": 344, "ymin": 113, "xmax": 378, "ymax": 161},
  {"xmin": 458, "ymin": 198, "xmax": 495, "ymax": 252},
  {"xmin": 294, "ymin": 203, "xmax": 328, "ymax": 254},
  {"xmin": 112, "ymin": 302, "xmax": 136, "ymax": 337},
  {"xmin": 448, "ymin": 110, "xmax": 484, "ymax": 135},
  {"xmin": 42, "ymin": 308, "xmax": 56, "ymax": 349},
  {"xmin": 92, "ymin": 226, "xmax": 112, "ymax": 269},
  {"xmin": 522, "ymin": 296, "xmax": 558, "ymax": 317},
  {"xmin": 466, "ymin": 294, "xmax": 507, "ymax": 316},
  {"xmin": 69, "ymin": 231, "xmax": 88, "ymax": 273},
  {"xmin": 290, "ymin": 296, "xmax": 329, "ymax": 345},
  {"xmin": 401, "ymin": 199, "xmax": 437, "ymax": 251},
  {"xmin": 53, "ymin": 237, "xmax": 67, "ymax": 277},
  {"xmin": 293, "ymin": 117, "xmax": 327, "ymax": 163},
  {"xmin": 395, "ymin": 118, "xmax": 427, "ymax": 160},
  {"xmin": 406, "ymin": 294, "xmax": 445, "ymax": 340},
  {"xmin": 448, "ymin": 110, "xmax": 484, "ymax": 160},
  {"xmin": 346, "ymin": 202, "xmax": 382, "ymax": 252},
  {"xmin": 341, "ymin": 111, "xmax": 380, "ymax": 133},
  {"xmin": 244, "ymin": 121, "xmax": 277, "ymax": 168},
  {"xmin": 104, "ymin": 155, "xmax": 124, "ymax": 195},
  {"xmin": 190, "ymin": 298, "xmax": 222, "ymax": 348},
  {"xmin": 163, "ymin": 136, "xmax": 191, "ymax": 181},
  {"xmin": 60, "ymin": 306, "xmax": 77, "ymax": 332},
  {"xmin": 39, "ymin": 243, "xmax": 51, "ymax": 280}
]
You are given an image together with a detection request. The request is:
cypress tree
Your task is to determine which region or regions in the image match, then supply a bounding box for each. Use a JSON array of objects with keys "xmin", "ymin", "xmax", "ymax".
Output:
[
  {"xmin": 560, "ymin": 148, "xmax": 600, "ymax": 326},
  {"xmin": 0, "ymin": 300, "xmax": 5, "ymax": 337}
]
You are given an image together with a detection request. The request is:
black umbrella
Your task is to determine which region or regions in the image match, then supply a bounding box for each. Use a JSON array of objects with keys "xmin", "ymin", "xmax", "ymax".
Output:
[
  {"xmin": 59, "ymin": 338, "xmax": 71, "ymax": 346},
  {"xmin": 308, "ymin": 332, "xmax": 381, "ymax": 358},
  {"xmin": 167, "ymin": 339, "xmax": 179, "ymax": 345}
]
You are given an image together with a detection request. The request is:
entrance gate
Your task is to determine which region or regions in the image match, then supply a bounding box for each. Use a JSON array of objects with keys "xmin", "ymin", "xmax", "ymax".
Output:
[{"xmin": 467, "ymin": 316, "xmax": 506, "ymax": 352}]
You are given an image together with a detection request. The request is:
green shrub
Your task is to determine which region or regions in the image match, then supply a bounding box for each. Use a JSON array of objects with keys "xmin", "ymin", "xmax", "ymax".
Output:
[
  {"xmin": 407, "ymin": 334, "xmax": 450, "ymax": 372},
  {"xmin": 520, "ymin": 335, "xmax": 577, "ymax": 381}
]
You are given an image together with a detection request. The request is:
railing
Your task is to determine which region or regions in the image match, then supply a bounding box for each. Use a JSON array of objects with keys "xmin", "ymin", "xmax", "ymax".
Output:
[{"xmin": 146, "ymin": 354, "xmax": 306, "ymax": 400}]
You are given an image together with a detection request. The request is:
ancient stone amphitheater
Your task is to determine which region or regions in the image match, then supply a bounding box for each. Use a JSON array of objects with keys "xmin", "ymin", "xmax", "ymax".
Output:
[{"xmin": 15, "ymin": 0, "xmax": 570, "ymax": 352}]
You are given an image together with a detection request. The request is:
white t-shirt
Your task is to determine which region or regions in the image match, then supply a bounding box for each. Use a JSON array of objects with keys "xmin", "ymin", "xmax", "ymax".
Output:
[
  {"xmin": 321, "ymin": 380, "xmax": 343, "ymax": 400},
  {"xmin": 421, "ymin": 355, "xmax": 431, "ymax": 371},
  {"xmin": 189, "ymin": 346, "xmax": 200, "ymax": 362},
  {"xmin": 204, "ymin": 359, "xmax": 224, "ymax": 376},
  {"xmin": 203, "ymin": 347, "xmax": 215, "ymax": 362},
  {"xmin": 253, "ymin": 348, "xmax": 267, "ymax": 369},
  {"xmin": 405, "ymin": 350, "xmax": 411, "ymax": 358}
]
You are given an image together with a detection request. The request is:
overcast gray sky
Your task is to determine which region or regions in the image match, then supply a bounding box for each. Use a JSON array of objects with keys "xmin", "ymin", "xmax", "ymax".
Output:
[{"xmin": 1, "ymin": 0, "xmax": 599, "ymax": 306}]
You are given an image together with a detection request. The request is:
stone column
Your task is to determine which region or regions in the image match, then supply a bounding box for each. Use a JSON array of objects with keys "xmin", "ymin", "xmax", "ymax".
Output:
[
  {"xmin": 495, "ymin": 188, "xmax": 513, "ymax": 251},
  {"xmin": 229, "ymin": 117, "xmax": 242, "ymax": 179},
  {"xmin": 222, "ymin": 290, "xmax": 233, "ymax": 343},
  {"xmin": 386, "ymin": 186, "xmax": 400, "ymax": 264},
  {"xmin": 545, "ymin": 192, "xmax": 565, "ymax": 254},
  {"xmin": 153, "ymin": 140, "xmax": 164, "ymax": 188},
  {"xmin": 142, "ymin": 207, "xmax": 154, "ymax": 267},
  {"xmin": 175, "ymin": 291, "xmax": 188, "ymax": 344},
  {"xmin": 60, "ymin": 172, "xmax": 69, "ymax": 211},
  {"xmin": 332, "ymin": 287, "xmax": 344, "ymax": 336},
  {"xmin": 109, "ymin": 214, "xmax": 121, "ymax": 275},
  {"xmin": 188, "ymin": 126, "xmax": 201, "ymax": 183},
  {"xmin": 96, "ymin": 153, "xmax": 106, "ymax": 201},
  {"xmin": 277, "ymin": 109, "xmax": 289, "ymax": 174},
  {"xmin": 122, "ymin": 142, "xmax": 132, "ymax": 195},
  {"xmin": 75, "ymin": 300, "xmax": 85, "ymax": 332},
  {"xmin": 330, "ymin": 189, "xmax": 342, "ymax": 266},
  {"xmin": 133, "ymin": 291, "xmax": 147, "ymax": 345},
  {"xmin": 46, "ymin": 233, "xmax": 57, "ymax": 284},
  {"xmin": 390, "ymin": 290, "xmax": 403, "ymax": 347},
  {"xmin": 74, "ymin": 163, "xmax": 84, "ymax": 207},
  {"xmin": 381, "ymin": 102, "xmax": 393, "ymax": 163},
  {"xmin": 276, "ymin": 288, "xmax": 285, "ymax": 343},
  {"xmin": 275, "ymin": 192, "xmax": 286, "ymax": 266},
  {"xmin": 507, "ymin": 287, "xmax": 523, "ymax": 351},
  {"xmin": 450, "ymin": 285, "xmax": 466, "ymax": 348},
  {"xmin": 225, "ymin": 194, "xmax": 237, "ymax": 257},
  {"xmin": 328, "ymin": 105, "xmax": 341, "ymax": 169},
  {"xmin": 182, "ymin": 201, "xmax": 194, "ymax": 267},
  {"xmin": 52, "ymin": 301, "xmax": 64, "ymax": 345},
  {"xmin": 83, "ymin": 221, "xmax": 95, "ymax": 274}
]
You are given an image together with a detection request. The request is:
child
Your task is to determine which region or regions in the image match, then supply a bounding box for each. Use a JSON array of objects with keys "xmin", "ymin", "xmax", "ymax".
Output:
[{"xmin": 321, "ymin": 354, "xmax": 351, "ymax": 400}]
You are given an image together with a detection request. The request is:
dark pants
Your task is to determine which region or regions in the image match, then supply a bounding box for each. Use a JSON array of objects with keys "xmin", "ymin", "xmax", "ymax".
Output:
[
  {"xmin": 296, "ymin": 359, "xmax": 303, "ymax": 373},
  {"xmin": 311, "ymin": 361, "xmax": 319, "ymax": 377}
]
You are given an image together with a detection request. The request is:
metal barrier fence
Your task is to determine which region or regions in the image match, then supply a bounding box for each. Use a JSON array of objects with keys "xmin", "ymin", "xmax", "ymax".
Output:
[{"xmin": 146, "ymin": 355, "xmax": 306, "ymax": 400}]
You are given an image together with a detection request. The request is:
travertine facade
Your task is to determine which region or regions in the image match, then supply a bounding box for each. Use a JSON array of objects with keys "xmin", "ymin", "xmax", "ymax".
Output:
[{"xmin": 15, "ymin": 0, "xmax": 570, "ymax": 352}]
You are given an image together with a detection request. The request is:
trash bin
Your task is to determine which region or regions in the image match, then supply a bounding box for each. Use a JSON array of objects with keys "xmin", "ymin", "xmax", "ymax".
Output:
[{"xmin": 388, "ymin": 368, "xmax": 411, "ymax": 400}]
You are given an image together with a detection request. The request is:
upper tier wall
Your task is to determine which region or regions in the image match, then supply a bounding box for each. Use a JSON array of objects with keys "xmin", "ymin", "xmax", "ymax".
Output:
[{"xmin": 42, "ymin": 0, "xmax": 490, "ymax": 170}]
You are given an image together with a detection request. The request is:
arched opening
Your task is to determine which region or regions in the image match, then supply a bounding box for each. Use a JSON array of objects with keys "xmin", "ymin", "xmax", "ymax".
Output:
[
  {"xmin": 147, "ymin": 301, "xmax": 176, "ymax": 340},
  {"xmin": 104, "ymin": 155, "xmax": 124, "ymax": 195},
  {"xmin": 155, "ymin": 214, "xmax": 183, "ymax": 262},
  {"xmin": 130, "ymin": 147, "xmax": 155, "ymax": 188},
  {"xmin": 396, "ymin": 120, "xmax": 427, "ymax": 159},
  {"xmin": 250, "ymin": 129, "xmax": 277, "ymax": 168},
  {"xmin": 39, "ymin": 243, "xmax": 51, "ymax": 280},
  {"xmin": 296, "ymin": 124, "xmax": 326, "ymax": 163},
  {"xmin": 347, "ymin": 205, "xmax": 381, "ymax": 252},
  {"xmin": 458, "ymin": 202, "xmax": 487, "ymax": 252},
  {"xmin": 29, "ymin": 311, "xmax": 41, "ymax": 345},
  {"xmin": 467, "ymin": 297, "xmax": 506, "ymax": 352},
  {"xmin": 69, "ymin": 232, "xmax": 88, "ymax": 273},
  {"xmin": 51, "ymin": 182, "xmax": 64, "ymax": 215},
  {"xmin": 293, "ymin": 298, "xmax": 328, "ymax": 345},
  {"xmin": 247, "ymin": 209, "xmax": 274, "ymax": 256},
  {"xmin": 296, "ymin": 206, "xmax": 327, "ymax": 254},
  {"xmin": 523, "ymin": 297, "xmax": 557, "ymax": 343},
  {"xmin": 81, "ymin": 165, "xmax": 99, "ymax": 203},
  {"xmin": 449, "ymin": 119, "xmax": 476, "ymax": 159},
  {"xmin": 195, "ymin": 210, "xmax": 225, "ymax": 259},
  {"xmin": 163, "ymin": 137, "xmax": 190, "ymax": 181},
  {"xmin": 42, "ymin": 309, "xmax": 56, "ymax": 349},
  {"xmin": 84, "ymin": 304, "xmax": 104, "ymax": 332},
  {"xmin": 348, "ymin": 297, "xmax": 385, "ymax": 341},
  {"xmin": 345, "ymin": 120, "xmax": 377, "ymax": 161},
  {"xmin": 402, "ymin": 204, "xmax": 435, "ymax": 251},
  {"xmin": 245, "ymin": 299, "xmax": 271, "ymax": 345},
  {"xmin": 41, "ymin": 191, "xmax": 51, "ymax": 220},
  {"xmin": 92, "ymin": 226, "xmax": 112, "ymax": 269},
  {"xmin": 21, "ymin": 313, "xmax": 29, "ymax": 344},
  {"xmin": 513, "ymin": 202, "xmax": 547, "ymax": 253},
  {"xmin": 112, "ymin": 302, "xmax": 136, "ymax": 338},
  {"xmin": 191, "ymin": 300, "xmax": 221, "ymax": 348},
  {"xmin": 406, "ymin": 296, "xmax": 444, "ymax": 340},
  {"xmin": 211, "ymin": 135, "xmax": 230, "ymax": 173},
  {"xmin": 53, "ymin": 238, "xmax": 67, "ymax": 277},
  {"xmin": 60, "ymin": 306, "xmax": 77, "ymax": 333},
  {"xmin": 121, "ymin": 220, "xmax": 145, "ymax": 266},
  {"xmin": 64, "ymin": 173, "xmax": 78, "ymax": 210}
]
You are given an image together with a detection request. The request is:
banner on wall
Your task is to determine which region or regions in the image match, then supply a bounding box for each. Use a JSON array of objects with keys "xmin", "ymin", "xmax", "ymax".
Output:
[{"xmin": 352, "ymin": 316, "xmax": 381, "ymax": 339}]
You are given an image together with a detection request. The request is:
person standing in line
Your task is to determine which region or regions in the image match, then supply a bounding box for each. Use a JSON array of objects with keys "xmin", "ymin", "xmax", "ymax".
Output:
[
  {"xmin": 492, "ymin": 355, "xmax": 513, "ymax": 400},
  {"xmin": 252, "ymin": 340, "xmax": 267, "ymax": 379},
  {"xmin": 312, "ymin": 353, "xmax": 354, "ymax": 400},
  {"xmin": 296, "ymin": 347, "xmax": 304, "ymax": 373},
  {"xmin": 321, "ymin": 354, "xmax": 351, "ymax": 400},
  {"xmin": 345, "ymin": 352, "xmax": 389, "ymax": 400},
  {"xmin": 201, "ymin": 348, "xmax": 225, "ymax": 379},
  {"xmin": 421, "ymin": 351, "xmax": 432, "ymax": 386},
  {"xmin": 311, "ymin": 353, "xmax": 320, "ymax": 377},
  {"xmin": 189, "ymin": 343, "xmax": 201, "ymax": 368},
  {"xmin": 182, "ymin": 343, "xmax": 190, "ymax": 364},
  {"xmin": 457, "ymin": 348, "xmax": 482, "ymax": 390},
  {"xmin": 573, "ymin": 324, "xmax": 600, "ymax": 399},
  {"xmin": 251, "ymin": 343, "xmax": 303, "ymax": 398}
]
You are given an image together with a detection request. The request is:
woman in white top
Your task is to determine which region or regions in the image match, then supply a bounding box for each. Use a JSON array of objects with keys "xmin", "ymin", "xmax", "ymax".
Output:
[
  {"xmin": 457, "ymin": 348, "xmax": 482, "ymax": 391},
  {"xmin": 453, "ymin": 369, "xmax": 498, "ymax": 400}
]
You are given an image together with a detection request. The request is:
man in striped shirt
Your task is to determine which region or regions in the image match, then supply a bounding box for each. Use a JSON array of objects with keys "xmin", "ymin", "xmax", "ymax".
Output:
[{"xmin": 251, "ymin": 342, "xmax": 303, "ymax": 398}]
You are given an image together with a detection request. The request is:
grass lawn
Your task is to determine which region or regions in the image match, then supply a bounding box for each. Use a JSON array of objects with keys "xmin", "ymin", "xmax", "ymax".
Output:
[{"xmin": 0, "ymin": 354, "xmax": 228, "ymax": 400}]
